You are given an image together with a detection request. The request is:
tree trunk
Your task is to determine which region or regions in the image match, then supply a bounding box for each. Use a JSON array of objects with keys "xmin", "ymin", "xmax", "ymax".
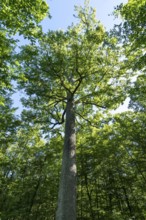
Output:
[{"xmin": 56, "ymin": 94, "xmax": 76, "ymax": 220}]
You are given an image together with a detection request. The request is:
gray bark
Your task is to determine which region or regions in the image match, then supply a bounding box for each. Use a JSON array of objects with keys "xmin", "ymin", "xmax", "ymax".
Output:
[{"xmin": 56, "ymin": 94, "xmax": 76, "ymax": 220}]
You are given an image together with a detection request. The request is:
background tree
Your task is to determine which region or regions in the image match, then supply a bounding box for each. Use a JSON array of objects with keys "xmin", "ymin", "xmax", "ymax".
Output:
[
  {"xmin": 0, "ymin": 0, "xmax": 49, "ymax": 109},
  {"xmin": 76, "ymin": 111, "xmax": 146, "ymax": 219},
  {"xmin": 0, "ymin": 1, "xmax": 49, "ymax": 219},
  {"xmin": 0, "ymin": 0, "xmax": 49, "ymax": 36},
  {"xmin": 0, "ymin": 125, "xmax": 62, "ymax": 220},
  {"xmin": 115, "ymin": 0, "xmax": 146, "ymax": 71}
]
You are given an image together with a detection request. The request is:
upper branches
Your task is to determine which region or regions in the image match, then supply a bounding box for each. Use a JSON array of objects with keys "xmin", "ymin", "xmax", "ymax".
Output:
[{"xmin": 17, "ymin": 2, "xmax": 127, "ymax": 131}]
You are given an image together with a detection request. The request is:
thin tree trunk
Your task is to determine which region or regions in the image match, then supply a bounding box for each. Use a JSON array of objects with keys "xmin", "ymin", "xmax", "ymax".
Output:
[
  {"xmin": 84, "ymin": 173, "xmax": 95, "ymax": 220},
  {"xmin": 56, "ymin": 94, "xmax": 76, "ymax": 220}
]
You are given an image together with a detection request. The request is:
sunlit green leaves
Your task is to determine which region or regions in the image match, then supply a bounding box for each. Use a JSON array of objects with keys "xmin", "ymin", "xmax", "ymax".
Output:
[
  {"xmin": 0, "ymin": 0, "xmax": 49, "ymax": 34},
  {"xmin": 17, "ymin": 3, "xmax": 129, "ymax": 132},
  {"xmin": 115, "ymin": 0, "xmax": 146, "ymax": 71},
  {"xmin": 129, "ymin": 74, "xmax": 146, "ymax": 111}
]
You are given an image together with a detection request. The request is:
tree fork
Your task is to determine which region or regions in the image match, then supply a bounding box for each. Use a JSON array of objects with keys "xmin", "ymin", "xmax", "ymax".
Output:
[{"xmin": 56, "ymin": 93, "xmax": 76, "ymax": 220}]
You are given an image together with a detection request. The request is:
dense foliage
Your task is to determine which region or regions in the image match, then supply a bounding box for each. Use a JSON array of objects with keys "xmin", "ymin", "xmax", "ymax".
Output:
[{"xmin": 0, "ymin": 0, "xmax": 145, "ymax": 219}]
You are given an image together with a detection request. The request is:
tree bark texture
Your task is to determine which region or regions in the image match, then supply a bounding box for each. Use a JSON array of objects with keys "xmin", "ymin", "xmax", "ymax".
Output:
[{"xmin": 56, "ymin": 94, "xmax": 76, "ymax": 220}]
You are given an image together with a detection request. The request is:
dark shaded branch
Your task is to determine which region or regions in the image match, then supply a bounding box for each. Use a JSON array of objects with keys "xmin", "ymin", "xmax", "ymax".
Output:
[
  {"xmin": 72, "ymin": 78, "xmax": 82, "ymax": 96},
  {"xmin": 37, "ymin": 63, "xmax": 72, "ymax": 94},
  {"xmin": 45, "ymin": 93, "xmax": 67, "ymax": 101},
  {"xmin": 45, "ymin": 99, "xmax": 66, "ymax": 109},
  {"xmin": 55, "ymin": 72, "xmax": 72, "ymax": 94},
  {"xmin": 75, "ymin": 111, "xmax": 99, "ymax": 128},
  {"xmin": 51, "ymin": 107, "xmax": 67, "ymax": 129},
  {"xmin": 82, "ymin": 101, "xmax": 106, "ymax": 109},
  {"xmin": 74, "ymin": 71, "xmax": 107, "ymax": 103}
]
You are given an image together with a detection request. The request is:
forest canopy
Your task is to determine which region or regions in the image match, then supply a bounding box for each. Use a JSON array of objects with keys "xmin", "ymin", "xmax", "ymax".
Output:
[{"xmin": 0, "ymin": 0, "xmax": 146, "ymax": 219}]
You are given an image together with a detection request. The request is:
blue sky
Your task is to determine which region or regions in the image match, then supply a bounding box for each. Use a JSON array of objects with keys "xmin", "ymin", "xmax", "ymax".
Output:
[{"xmin": 42, "ymin": 0, "xmax": 128, "ymax": 31}]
